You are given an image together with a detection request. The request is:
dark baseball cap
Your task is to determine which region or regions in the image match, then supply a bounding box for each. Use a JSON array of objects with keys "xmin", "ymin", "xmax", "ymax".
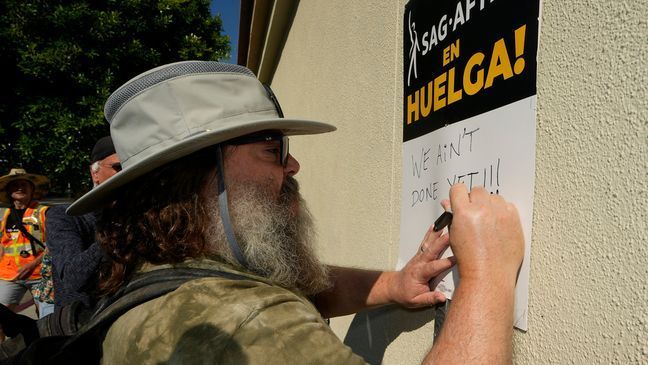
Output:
[{"xmin": 91, "ymin": 136, "xmax": 116, "ymax": 163}]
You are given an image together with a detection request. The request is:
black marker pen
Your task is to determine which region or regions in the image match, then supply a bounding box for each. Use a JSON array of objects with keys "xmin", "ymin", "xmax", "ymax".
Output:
[{"xmin": 433, "ymin": 211, "xmax": 453, "ymax": 232}]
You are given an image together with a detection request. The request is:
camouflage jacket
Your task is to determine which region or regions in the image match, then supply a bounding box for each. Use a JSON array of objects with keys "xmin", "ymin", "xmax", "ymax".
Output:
[{"xmin": 102, "ymin": 258, "xmax": 367, "ymax": 364}]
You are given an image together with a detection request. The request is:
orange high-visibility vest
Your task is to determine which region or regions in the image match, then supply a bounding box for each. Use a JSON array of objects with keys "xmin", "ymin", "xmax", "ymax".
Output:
[{"xmin": 0, "ymin": 201, "xmax": 48, "ymax": 280}]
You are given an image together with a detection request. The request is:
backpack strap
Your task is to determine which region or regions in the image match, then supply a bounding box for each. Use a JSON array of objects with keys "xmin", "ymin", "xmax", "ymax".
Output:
[
  {"xmin": 49, "ymin": 267, "xmax": 250, "ymax": 363},
  {"xmin": 7, "ymin": 205, "xmax": 48, "ymax": 257},
  {"xmin": 10, "ymin": 213, "xmax": 45, "ymax": 254}
]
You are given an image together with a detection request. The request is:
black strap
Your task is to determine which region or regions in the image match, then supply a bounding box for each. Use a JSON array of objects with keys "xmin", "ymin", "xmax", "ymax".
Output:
[
  {"xmin": 92, "ymin": 267, "xmax": 248, "ymax": 315},
  {"xmin": 9, "ymin": 210, "xmax": 45, "ymax": 256},
  {"xmin": 50, "ymin": 267, "xmax": 249, "ymax": 362}
]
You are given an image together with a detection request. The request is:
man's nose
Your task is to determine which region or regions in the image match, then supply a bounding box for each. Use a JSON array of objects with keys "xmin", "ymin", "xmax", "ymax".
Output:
[{"xmin": 284, "ymin": 154, "xmax": 300, "ymax": 177}]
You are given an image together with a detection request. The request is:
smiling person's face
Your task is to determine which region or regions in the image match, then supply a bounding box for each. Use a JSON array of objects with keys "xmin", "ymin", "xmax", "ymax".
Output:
[{"xmin": 8, "ymin": 179, "xmax": 34, "ymax": 205}]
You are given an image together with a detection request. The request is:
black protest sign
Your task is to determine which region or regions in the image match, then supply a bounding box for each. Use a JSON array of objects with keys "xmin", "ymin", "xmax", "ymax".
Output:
[{"xmin": 403, "ymin": 0, "xmax": 539, "ymax": 142}]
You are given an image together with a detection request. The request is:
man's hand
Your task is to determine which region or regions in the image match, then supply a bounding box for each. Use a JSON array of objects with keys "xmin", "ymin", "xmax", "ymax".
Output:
[
  {"xmin": 314, "ymin": 225, "xmax": 455, "ymax": 318},
  {"xmin": 424, "ymin": 184, "xmax": 524, "ymax": 364},
  {"xmin": 387, "ymin": 225, "xmax": 456, "ymax": 308},
  {"xmin": 448, "ymin": 184, "xmax": 524, "ymax": 282}
]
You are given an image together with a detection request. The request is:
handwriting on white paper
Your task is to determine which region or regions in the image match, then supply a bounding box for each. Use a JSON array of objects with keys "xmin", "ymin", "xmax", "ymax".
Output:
[{"xmin": 409, "ymin": 126, "xmax": 505, "ymax": 207}]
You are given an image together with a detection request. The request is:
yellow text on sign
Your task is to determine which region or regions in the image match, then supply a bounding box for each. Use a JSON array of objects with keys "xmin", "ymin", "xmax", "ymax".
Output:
[{"xmin": 407, "ymin": 25, "xmax": 527, "ymax": 125}]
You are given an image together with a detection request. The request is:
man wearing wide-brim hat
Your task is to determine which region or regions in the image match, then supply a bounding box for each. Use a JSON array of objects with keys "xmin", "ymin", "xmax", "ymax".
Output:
[
  {"xmin": 67, "ymin": 61, "xmax": 524, "ymax": 363},
  {"xmin": 0, "ymin": 168, "xmax": 55, "ymax": 321}
]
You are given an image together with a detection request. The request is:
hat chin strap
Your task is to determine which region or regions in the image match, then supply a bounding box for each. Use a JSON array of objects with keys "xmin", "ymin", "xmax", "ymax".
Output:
[{"xmin": 215, "ymin": 144, "xmax": 248, "ymax": 268}]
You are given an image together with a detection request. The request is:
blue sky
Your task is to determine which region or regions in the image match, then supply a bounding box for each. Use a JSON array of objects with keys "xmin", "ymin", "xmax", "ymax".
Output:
[{"xmin": 210, "ymin": 0, "xmax": 240, "ymax": 64}]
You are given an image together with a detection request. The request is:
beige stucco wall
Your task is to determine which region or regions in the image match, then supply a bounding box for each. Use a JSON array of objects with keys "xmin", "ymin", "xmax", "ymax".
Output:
[{"xmin": 269, "ymin": 1, "xmax": 646, "ymax": 364}]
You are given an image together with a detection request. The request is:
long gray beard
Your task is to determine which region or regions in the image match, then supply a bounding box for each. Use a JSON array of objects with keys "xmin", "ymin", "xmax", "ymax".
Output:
[{"xmin": 206, "ymin": 177, "xmax": 330, "ymax": 296}]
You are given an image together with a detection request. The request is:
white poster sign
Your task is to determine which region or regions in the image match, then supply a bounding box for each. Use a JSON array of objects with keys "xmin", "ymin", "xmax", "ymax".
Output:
[
  {"xmin": 400, "ymin": 0, "xmax": 541, "ymax": 330},
  {"xmin": 398, "ymin": 97, "xmax": 536, "ymax": 330}
]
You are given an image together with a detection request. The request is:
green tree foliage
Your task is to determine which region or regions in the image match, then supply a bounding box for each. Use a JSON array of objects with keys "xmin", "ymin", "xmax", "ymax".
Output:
[{"xmin": 0, "ymin": 0, "xmax": 230, "ymax": 199}]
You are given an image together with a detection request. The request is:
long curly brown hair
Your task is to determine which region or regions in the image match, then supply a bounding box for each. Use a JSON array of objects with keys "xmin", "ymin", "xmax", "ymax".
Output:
[{"xmin": 96, "ymin": 146, "xmax": 220, "ymax": 295}]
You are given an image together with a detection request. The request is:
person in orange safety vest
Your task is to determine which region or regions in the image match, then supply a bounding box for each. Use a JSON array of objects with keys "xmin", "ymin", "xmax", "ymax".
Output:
[{"xmin": 0, "ymin": 169, "xmax": 54, "ymax": 322}]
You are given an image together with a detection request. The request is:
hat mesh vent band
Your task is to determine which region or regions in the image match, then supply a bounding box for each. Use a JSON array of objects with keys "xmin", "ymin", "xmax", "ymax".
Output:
[{"xmin": 104, "ymin": 61, "xmax": 255, "ymax": 123}]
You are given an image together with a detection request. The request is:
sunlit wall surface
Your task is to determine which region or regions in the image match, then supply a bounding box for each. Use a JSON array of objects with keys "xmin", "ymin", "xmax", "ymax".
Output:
[{"xmin": 267, "ymin": 1, "xmax": 646, "ymax": 363}]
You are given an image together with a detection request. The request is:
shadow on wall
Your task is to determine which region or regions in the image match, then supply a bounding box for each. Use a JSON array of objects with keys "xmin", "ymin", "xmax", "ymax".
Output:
[{"xmin": 343, "ymin": 305, "xmax": 435, "ymax": 365}]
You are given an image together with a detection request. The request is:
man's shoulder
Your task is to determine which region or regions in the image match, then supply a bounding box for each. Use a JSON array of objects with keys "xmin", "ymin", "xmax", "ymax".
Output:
[
  {"xmin": 104, "ymin": 263, "xmax": 365, "ymax": 365},
  {"xmin": 150, "ymin": 262, "xmax": 310, "ymax": 309},
  {"xmin": 45, "ymin": 204, "xmax": 67, "ymax": 216},
  {"xmin": 46, "ymin": 204, "xmax": 95, "ymax": 225},
  {"xmin": 122, "ymin": 262, "xmax": 313, "ymax": 323},
  {"xmin": 178, "ymin": 273, "xmax": 309, "ymax": 308},
  {"xmin": 105, "ymin": 271, "xmax": 304, "ymax": 338}
]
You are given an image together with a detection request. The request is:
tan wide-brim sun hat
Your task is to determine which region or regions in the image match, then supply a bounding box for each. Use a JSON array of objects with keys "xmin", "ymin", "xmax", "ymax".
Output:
[
  {"xmin": 0, "ymin": 168, "xmax": 50, "ymax": 204},
  {"xmin": 67, "ymin": 61, "xmax": 335, "ymax": 215}
]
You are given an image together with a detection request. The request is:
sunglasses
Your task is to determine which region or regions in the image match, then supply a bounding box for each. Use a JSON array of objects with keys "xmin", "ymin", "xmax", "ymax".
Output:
[
  {"xmin": 228, "ymin": 133, "xmax": 290, "ymax": 167},
  {"xmin": 99, "ymin": 162, "xmax": 122, "ymax": 172}
]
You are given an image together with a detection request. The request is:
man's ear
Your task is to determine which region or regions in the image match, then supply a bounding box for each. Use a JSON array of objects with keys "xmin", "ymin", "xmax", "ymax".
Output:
[{"xmin": 90, "ymin": 165, "xmax": 99, "ymax": 185}]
